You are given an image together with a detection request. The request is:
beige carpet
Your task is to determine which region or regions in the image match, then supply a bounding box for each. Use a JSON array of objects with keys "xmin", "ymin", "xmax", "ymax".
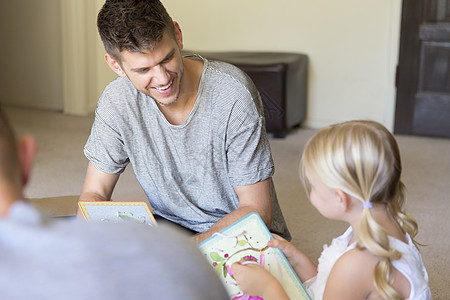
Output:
[{"xmin": 5, "ymin": 105, "xmax": 450, "ymax": 299}]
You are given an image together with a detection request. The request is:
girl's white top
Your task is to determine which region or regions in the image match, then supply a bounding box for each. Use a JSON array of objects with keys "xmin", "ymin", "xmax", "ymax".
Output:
[{"xmin": 304, "ymin": 227, "xmax": 431, "ymax": 299}]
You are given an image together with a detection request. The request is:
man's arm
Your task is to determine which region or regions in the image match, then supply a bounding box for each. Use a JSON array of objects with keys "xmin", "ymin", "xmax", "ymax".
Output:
[
  {"xmin": 79, "ymin": 162, "xmax": 120, "ymax": 202},
  {"xmin": 193, "ymin": 178, "xmax": 273, "ymax": 243}
]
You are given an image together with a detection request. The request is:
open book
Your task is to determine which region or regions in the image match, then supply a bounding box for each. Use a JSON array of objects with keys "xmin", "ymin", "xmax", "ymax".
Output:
[
  {"xmin": 78, "ymin": 201, "xmax": 157, "ymax": 226},
  {"xmin": 199, "ymin": 213, "xmax": 310, "ymax": 299}
]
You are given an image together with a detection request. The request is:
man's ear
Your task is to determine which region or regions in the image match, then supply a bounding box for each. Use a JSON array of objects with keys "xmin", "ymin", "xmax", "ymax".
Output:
[
  {"xmin": 105, "ymin": 53, "xmax": 127, "ymax": 78},
  {"xmin": 17, "ymin": 135, "xmax": 37, "ymax": 187},
  {"xmin": 335, "ymin": 189, "xmax": 351, "ymax": 212},
  {"xmin": 173, "ymin": 21, "xmax": 183, "ymax": 50}
]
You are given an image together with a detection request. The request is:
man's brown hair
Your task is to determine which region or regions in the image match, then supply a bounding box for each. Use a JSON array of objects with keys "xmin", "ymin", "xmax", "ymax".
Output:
[{"xmin": 97, "ymin": 0, "xmax": 175, "ymax": 61}]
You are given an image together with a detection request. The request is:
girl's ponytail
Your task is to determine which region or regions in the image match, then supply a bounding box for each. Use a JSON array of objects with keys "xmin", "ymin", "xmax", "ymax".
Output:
[{"xmin": 302, "ymin": 120, "xmax": 420, "ymax": 300}]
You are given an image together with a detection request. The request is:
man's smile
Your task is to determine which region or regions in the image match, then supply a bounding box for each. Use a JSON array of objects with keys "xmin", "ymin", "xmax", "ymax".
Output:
[{"xmin": 153, "ymin": 79, "xmax": 174, "ymax": 93}]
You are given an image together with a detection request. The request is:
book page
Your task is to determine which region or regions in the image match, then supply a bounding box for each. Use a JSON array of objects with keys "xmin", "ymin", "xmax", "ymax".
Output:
[
  {"xmin": 78, "ymin": 201, "xmax": 157, "ymax": 226},
  {"xmin": 199, "ymin": 213, "xmax": 310, "ymax": 299}
]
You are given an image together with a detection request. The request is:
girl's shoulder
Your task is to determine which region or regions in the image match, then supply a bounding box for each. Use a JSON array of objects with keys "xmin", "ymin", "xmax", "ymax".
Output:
[
  {"xmin": 336, "ymin": 247, "xmax": 379, "ymax": 271},
  {"xmin": 323, "ymin": 248, "xmax": 377, "ymax": 299}
]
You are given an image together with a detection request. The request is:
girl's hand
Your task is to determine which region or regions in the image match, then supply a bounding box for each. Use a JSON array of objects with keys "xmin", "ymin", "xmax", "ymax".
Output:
[
  {"xmin": 268, "ymin": 234, "xmax": 318, "ymax": 282},
  {"xmin": 268, "ymin": 234, "xmax": 300, "ymax": 264},
  {"xmin": 231, "ymin": 262, "xmax": 289, "ymax": 300}
]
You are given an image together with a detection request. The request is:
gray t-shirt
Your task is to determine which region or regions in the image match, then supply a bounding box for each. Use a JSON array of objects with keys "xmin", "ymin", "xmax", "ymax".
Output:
[
  {"xmin": 0, "ymin": 201, "xmax": 229, "ymax": 299},
  {"xmin": 84, "ymin": 57, "xmax": 290, "ymax": 238}
]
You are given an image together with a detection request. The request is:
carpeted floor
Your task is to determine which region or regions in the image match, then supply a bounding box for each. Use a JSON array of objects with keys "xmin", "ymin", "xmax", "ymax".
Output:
[{"xmin": 4, "ymin": 105, "xmax": 450, "ymax": 299}]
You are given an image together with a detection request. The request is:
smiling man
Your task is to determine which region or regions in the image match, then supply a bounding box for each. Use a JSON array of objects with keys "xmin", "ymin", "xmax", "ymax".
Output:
[{"xmin": 81, "ymin": 0, "xmax": 290, "ymax": 243}]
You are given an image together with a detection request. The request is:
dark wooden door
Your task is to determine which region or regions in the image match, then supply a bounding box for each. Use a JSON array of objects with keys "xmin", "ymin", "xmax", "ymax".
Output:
[{"xmin": 395, "ymin": 0, "xmax": 450, "ymax": 138}]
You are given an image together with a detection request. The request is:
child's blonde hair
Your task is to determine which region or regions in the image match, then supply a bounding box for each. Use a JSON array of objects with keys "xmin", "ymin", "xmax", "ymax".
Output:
[{"xmin": 301, "ymin": 120, "xmax": 418, "ymax": 300}]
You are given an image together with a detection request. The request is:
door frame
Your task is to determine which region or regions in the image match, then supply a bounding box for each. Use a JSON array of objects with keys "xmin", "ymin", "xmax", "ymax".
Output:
[
  {"xmin": 394, "ymin": 0, "xmax": 450, "ymax": 137},
  {"xmin": 394, "ymin": 0, "xmax": 424, "ymax": 134}
]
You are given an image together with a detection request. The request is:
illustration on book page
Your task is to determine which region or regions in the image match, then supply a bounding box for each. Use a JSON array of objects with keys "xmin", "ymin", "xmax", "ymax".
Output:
[
  {"xmin": 78, "ymin": 201, "xmax": 157, "ymax": 226},
  {"xmin": 199, "ymin": 213, "xmax": 310, "ymax": 300}
]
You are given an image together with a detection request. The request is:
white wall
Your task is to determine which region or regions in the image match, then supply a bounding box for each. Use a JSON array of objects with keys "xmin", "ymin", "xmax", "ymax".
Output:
[
  {"xmin": 0, "ymin": 0, "xmax": 402, "ymax": 130},
  {"xmin": 0, "ymin": 0, "xmax": 63, "ymax": 111},
  {"xmin": 163, "ymin": 0, "xmax": 402, "ymax": 130},
  {"xmin": 94, "ymin": 0, "xmax": 117, "ymax": 102}
]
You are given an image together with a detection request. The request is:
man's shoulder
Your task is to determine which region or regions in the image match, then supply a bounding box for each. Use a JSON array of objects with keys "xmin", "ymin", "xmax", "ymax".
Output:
[
  {"xmin": 95, "ymin": 77, "xmax": 143, "ymax": 120},
  {"xmin": 206, "ymin": 59, "xmax": 256, "ymax": 91},
  {"xmin": 101, "ymin": 76, "xmax": 137, "ymax": 99},
  {"xmin": 203, "ymin": 59, "xmax": 261, "ymax": 109},
  {"xmin": 69, "ymin": 219, "xmax": 182, "ymax": 246},
  {"xmin": 52, "ymin": 220, "xmax": 200, "ymax": 262},
  {"xmin": 1, "ymin": 207, "xmax": 229, "ymax": 299}
]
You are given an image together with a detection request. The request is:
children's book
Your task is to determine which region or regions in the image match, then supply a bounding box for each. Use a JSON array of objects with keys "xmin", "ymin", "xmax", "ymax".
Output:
[
  {"xmin": 199, "ymin": 213, "xmax": 310, "ymax": 300},
  {"xmin": 78, "ymin": 201, "xmax": 157, "ymax": 226}
]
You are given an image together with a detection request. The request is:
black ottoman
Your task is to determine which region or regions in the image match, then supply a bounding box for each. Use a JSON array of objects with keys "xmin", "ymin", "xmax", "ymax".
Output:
[{"xmin": 186, "ymin": 51, "xmax": 308, "ymax": 138}]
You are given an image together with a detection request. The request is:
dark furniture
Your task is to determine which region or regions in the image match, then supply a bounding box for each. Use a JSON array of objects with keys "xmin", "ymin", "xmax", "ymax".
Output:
[{"xmin": 187, "ymin": 51, "xmax": 308, "ymax": 138}]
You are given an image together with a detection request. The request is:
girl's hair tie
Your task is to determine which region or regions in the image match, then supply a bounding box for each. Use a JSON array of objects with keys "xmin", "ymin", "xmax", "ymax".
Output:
[{"xmin": 363, "ymin": 202, "xmax": 373, "ymax": 209}]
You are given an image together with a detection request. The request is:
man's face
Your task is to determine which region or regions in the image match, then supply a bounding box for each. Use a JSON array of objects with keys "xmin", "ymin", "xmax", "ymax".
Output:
[{"xmin": 109, "ymin": 32, "xmax": 184, "ymax": 107}]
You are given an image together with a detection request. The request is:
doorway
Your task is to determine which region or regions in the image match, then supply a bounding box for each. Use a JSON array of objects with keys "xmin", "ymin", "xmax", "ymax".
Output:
[{"xmin": 395, "ymin": 0, "xmax": 450, "ymax": 138}]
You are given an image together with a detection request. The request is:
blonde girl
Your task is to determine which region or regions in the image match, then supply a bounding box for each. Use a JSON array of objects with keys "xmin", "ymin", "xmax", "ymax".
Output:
[{"xmin": 231, "ymin": 120, "xmax": 431, "ymax": 299}]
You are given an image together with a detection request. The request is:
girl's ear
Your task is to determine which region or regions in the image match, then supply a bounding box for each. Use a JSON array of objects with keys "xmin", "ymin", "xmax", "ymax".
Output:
[{"xmin": 335, "ymin": 189, "xmax": 351, "ymax": 212}]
